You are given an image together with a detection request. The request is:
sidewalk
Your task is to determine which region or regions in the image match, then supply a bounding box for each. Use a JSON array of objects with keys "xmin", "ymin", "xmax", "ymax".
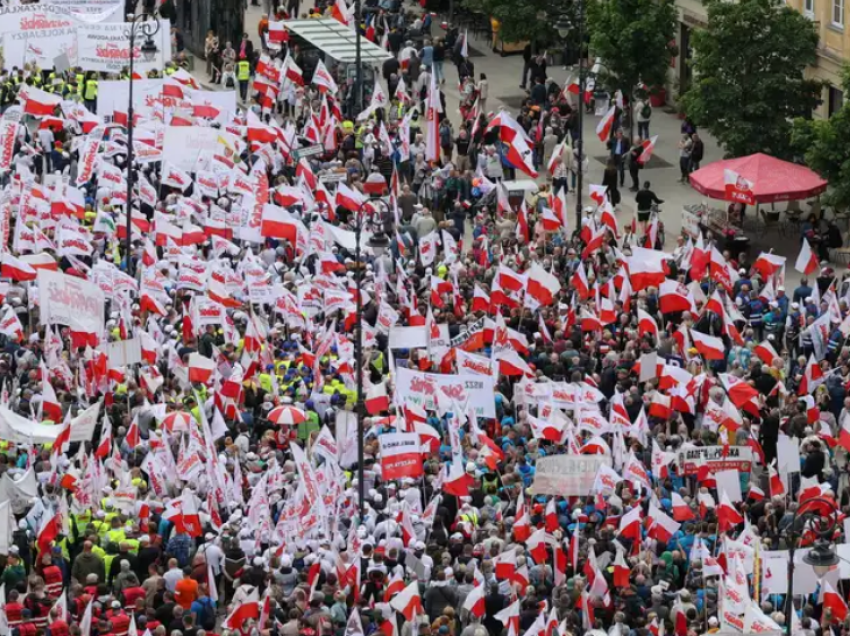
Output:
[{"xmin": 193, "ymin": 5, "xmax": 814, "ymax": 286}]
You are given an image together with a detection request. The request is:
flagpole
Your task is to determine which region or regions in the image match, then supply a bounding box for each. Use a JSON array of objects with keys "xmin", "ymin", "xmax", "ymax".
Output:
[
  {"xmin": 123, "ymin": 12, "xmax": 161, "ymax": 275},
  {"xmin": 354, "ymin": 0, "xmax": 363, "ymax": 115},
  {"xmin": 574, "ymin": 0, "xmax": 585, "ymax": 229}
]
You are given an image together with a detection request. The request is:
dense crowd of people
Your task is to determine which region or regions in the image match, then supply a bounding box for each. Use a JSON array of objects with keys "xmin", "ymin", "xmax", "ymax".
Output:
[{"xmin": 0, "ymin": 4, "xmax": 847, "ymax": 636}]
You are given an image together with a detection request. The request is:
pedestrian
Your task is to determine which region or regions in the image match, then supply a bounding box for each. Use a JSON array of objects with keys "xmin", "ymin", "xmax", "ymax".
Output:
[
  {"xmin": 237, "ymin": 54, "xmax": 251, "ymax": 101},
  {"xmin": 635, "ymin": 180, "xmax": 663, "ymax": 233},
  {"xmin": 627, "ymin": 135, "xmax": 643, "ymax": 191},
  {"xmin": 204, "ymin": 30, "xmax": 219, "ymax": 78},
  {"xmin": 607, "ymin": 128, "xmax": 628, "ymax": 187},
  {"xmin": 635, "ymin": 96, "xmax": 652, "ymax": 139},
  {"xmin": 603, "ymin": 156, "xmax": 620, "ymax": 206},
  {"xmin": 690, "ymin": 132, "xmax": 704, "ymax": 173},
  {"xmin": 476, "ymin": 72, "xmax": 488, "ymax": 113},
  {"xmin": 678, "ymin": 133, "xmax": 694, "ymax": 183}
]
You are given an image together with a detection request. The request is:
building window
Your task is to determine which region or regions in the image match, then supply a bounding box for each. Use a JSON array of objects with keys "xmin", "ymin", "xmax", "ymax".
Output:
[
  {"xmin": 829, "ymin": 85, "xmax": 844, "ymax": 116},
  {"xmin": 805, "ymin": 0, "xmax": 815, "ymax": 17},
  {"xmin": 833, "ymin": 0, "xmax": 844, "ymax": 25}
]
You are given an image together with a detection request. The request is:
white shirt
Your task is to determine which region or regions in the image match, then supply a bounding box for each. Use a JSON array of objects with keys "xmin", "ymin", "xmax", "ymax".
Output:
[
  {"xmin": 163, "ymin": 567, "xmax": 183, "ymax": 592},
  {"xmin": 37, "ymin": 128, "xmax": 54, "ymax": 152},
  {"xmin": 198, "ymin": 543, "xmax": 225, "ymax": 575}
]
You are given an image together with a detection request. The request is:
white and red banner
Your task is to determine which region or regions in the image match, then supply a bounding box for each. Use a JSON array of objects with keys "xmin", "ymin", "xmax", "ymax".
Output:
[
  {"xmin": 76, "ymin": 19, "xmax": 171, "ymax": 74},
  {"xmin": 0, "ymin": 121, "xmax": 17, "ymax": 172},
  {"xmin": 456, "ymin": 350, "xmax": 494, "ymax": 377},
  {"xmin": 379, "ymin": 432, "xmax": 423, "ymax": 480},
  {"xmin": 37, "ymin": 269, "xmax": 105, "ymax": 335},
  {"xmin": 395, "ymin": 367, "xmax": 496, "ymax": 418},
  {"xmin": 0, "ymin": 5, "xmax": 79, "ymax": 71}
]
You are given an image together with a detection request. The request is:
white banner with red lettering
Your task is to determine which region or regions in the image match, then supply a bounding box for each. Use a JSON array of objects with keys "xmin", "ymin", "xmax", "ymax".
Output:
[
  {"xmin": 394, "ymin": 367, "xmax": 496, "ymax": 418},
  {"xmin": 38, "ymin": 269, "xmax": 105, "ymax": 335},
  {"xmin": 0, "ymin": 5, "xmax": 78, "ymax": 71},
  {"xmin": 96, "ymin": 80, "xmax": 236, "ymax": 124},
  {"xmin": 76, "ymin": 19, "xmax": 171, "ymax": 74},
  {"xmin": 0, "ymin": 4, "xmax": 124, "ymax": 71},
  {"xmin": 0, "ymin": 121, "xmax": 17, "ymax": 173},
  {"xmin": 379, "ymin": 432, "xmax": 424, "ymax": 480},
  {"xmin": 455, "ymin": 350, "xmax": 494, "ymax": 377}
]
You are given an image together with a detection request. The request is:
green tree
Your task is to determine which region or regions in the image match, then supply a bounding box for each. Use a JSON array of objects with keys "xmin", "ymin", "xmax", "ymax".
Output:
[
  {"xmin": 681, "ymin": 0, "xmax": 822, "ymax": 159},
  {"xmin": 792, "ymin": 67, "xmax": 850, "ymax": 212},
  {"xmin": 462, "ymin": 0, "xmax": 556, "ymax": 47},
  {"xmin": 586, "ymin": 0, "xmax": 677, "ymax": 119}
]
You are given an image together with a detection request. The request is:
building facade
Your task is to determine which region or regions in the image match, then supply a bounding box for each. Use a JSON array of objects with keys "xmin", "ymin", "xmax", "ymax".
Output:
[{"xmin": 667, "ymin": 0, "xmax": 847, "ymax": 118}]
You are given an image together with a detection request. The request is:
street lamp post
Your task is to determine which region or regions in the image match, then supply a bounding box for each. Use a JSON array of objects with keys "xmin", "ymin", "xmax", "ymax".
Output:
[
  {"xmin": 574, "ymin": 0, "xmax": 585, "ymax": 230},
  {"xmin": 124, "ymin": 13, "xmax": 161, "ymax": 274},
  {"xmin": 786, "ymin": 497, "xmax": 839, "ymax": 635},
  {"xmin": 556, "ymin": 0, "xmax": 585, "ymax": 230},
  {"xmin": 353, "ymin": 198, "xmax": 390, "ymax": 521}
]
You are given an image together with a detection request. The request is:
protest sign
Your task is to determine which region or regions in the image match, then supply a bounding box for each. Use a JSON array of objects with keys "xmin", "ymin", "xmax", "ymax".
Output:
[
  {"xmin": 68, "ymin": 401, "xmax": 101, "ymax": 442},
  {"xmin": 0, "ymin": 5, "xmax": 78, "ymax": 70},
  {"xmin": 105, "ymin": 338, "xmax": 142, "ymax": 367},
  {"xmin": 531, "ymin": 455, "xmax": 612, "ymax": 496},
  {"xmin": 163, "ymin": 127, "xmax": 236, "ymax": 172},
  {"xmin": 388, "ymin": 325, "xmax": 449, "ymax": 350},
  {"xmin": 677, "ymin": 445, "xmax": 753, "ymax": 476},
  {"xmin": 379, "ymin": 432, "xmax": 423, "ymax": 480},
  {"xmin": 38, "ymin": 269, "xmax": 105, "ymax": 335},
  {"xmin": 681, "ymin": 207, "xmax": 701, "ymax": 240},
  {"xmin": 76, "ymin": 20, "xmax": 171, "ymax": 74},
  {"xmin": 761, "ymin": 548, "xmax": 837, "ymax": 596},
  {"xmin": 395, "ymin": 367, "xmax": 496, "ymax": 418},
  {"xmin": 449, "ymin": 317, "xmax": 485, "ymax": 351}
]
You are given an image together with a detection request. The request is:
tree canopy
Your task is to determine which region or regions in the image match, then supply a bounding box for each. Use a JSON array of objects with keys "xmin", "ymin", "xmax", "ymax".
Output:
[
  {"xmin": 681, "ymin": 0, "xmax": 822, "ymax": 159},
  {"xmin": 792, "ymin": 66, "xmax": 850, "ymax": 212},
  {"xmin": 463, "ymin": 0, "xmax": 557, "ymax": 46},
  {"xmin": 585, "ymin": 0, "xmax": 677, "ymax": 100}
]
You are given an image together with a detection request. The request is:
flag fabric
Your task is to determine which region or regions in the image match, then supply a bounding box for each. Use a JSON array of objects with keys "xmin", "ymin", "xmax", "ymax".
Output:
[
  {"xmin": 717, "ymin": 491, "xmax": 744, "ymax": 532},
  {"xmin": 389, "ymin": 581, "xmax": 422, "ymax": 621},
  {"xmin": 596, "ymin": 106, "xmax": 616, "ymax": 142},
  {"xmin": 795, "ymin": 238, "xmax": 819, "ymax": 275}
]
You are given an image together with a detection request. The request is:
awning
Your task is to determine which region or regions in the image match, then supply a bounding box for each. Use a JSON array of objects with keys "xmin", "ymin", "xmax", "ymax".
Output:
[
  {"xmin": 283, "ymin": 19, "xmax": 393, "ymax": 64},
  {"xmin": 689, "ymin": 153, "xmax": 827, "ymax": 204}
]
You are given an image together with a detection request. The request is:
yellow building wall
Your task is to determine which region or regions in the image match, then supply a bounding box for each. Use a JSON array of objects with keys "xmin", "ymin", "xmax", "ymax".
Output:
[{"xmin": 668, "ymin": 0, "xmax": 848, "ymax": 118}]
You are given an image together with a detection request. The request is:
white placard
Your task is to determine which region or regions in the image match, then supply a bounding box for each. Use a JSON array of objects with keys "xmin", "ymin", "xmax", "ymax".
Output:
[
  {"xmin": 388, "ymin": 325, "xmax": 450, "ymax": 350},
  {"xmin": 681, "ymin": 208, "xmax": 701, "ymax": 239},
  {"xmin": 837, "ymin": 544, "xmax": 850, "ymax": 579},
  {"xmin": 715, "ymin": 469, "xmax": 743, "ymax": 502},
  {"xmin": 76, "ymin": 19, "xmax": 171, "ymax": 74},
  {"xmin": 394, "ymin": 367, "xmax": 496, "ymax": 418},
  {"xmin": 105, "ymin": 338, "xmax": 142, "ymax": 367},
  {"xmin": 37, "ymin": 269, "xmax": 105, "ymax": 335},
  {"xmin": 761, "ymin": 548, "xmax": 826, "ymax": 596},
  {"xmin": 639, "ymin": 352, "xmax": 657, "ymax": 383},
  {"xmin": 777, "ymin": 434, "xmax": 800, "ymax": 474},
  {"xmin": 163, "ymin": 127, "xmax": 236, "ymax": 172},
  {"xmin": 531, "ymin": 455, "xmax": 613, "ymax": 496},
  {"xmin": 0, "ymin": 5, "xmax": 79, "ymax": 71}
]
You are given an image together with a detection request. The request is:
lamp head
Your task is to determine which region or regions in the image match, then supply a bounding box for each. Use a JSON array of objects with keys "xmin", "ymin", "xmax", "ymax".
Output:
[
  {"xmin": 141, "ymin": 36, "xmax": 158, "ymax": 62},
  {"xmin": 803, "ymin": 540, "xmax": 838, "ymax": 578},
  {"xmin": 368, "ymin": 232, "xmax": 390, "ymax": 257}
]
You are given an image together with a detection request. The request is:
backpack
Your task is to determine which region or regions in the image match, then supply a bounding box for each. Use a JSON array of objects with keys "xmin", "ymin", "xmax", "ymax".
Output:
[
  {"xmin": 197, "ymin": 597, "xmax": 216, "ymax": 630},
  {"xmin": 640, "ymin": 103, "xmax": 652, "ymax": 119}
]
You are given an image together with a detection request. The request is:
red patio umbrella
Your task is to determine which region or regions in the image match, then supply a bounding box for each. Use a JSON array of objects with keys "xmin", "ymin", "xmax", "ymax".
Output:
[{"xmin": 689, "ymin": 153, "xmax": 827, "ymax": 204}]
